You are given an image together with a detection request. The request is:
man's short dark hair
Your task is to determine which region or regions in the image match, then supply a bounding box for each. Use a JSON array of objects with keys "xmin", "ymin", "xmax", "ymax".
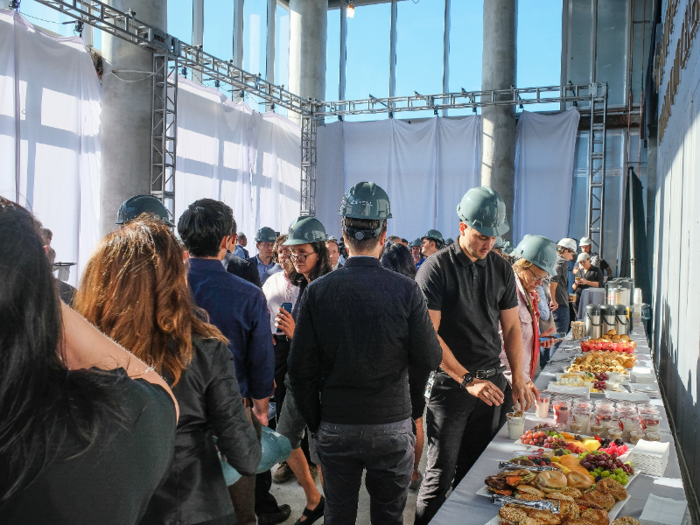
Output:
[
  {"xmin": 342, "ymin": 217, "xmax": 387, "ymax": 253},
  {"xmin": 177, "ymin": 199, "xmax": 236, "ymax": 258},
  {"xmin": 386, "ymin": 235, "xmax": 402, "ymax": 245}
]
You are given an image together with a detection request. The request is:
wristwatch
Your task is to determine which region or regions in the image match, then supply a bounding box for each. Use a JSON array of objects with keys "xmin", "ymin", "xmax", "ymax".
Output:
[{"xmin": 460, "ymin": 372, "xmax": 475, "ymax": 389}]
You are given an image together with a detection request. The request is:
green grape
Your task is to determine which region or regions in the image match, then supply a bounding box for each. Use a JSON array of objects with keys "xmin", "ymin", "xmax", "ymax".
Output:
[
  {"xmin": 615, "ymin": 468, "xmax": 623, "ymax": 474},
  {"xmin": 601, "ymin": 471, "xmax": 610, "ymax": 478}
]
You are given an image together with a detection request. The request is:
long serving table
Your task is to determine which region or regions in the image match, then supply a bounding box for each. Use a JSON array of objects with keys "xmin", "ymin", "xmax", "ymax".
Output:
[{"xmin": 429, "ymin": 327, "xmax": 691, "ymax": 525}]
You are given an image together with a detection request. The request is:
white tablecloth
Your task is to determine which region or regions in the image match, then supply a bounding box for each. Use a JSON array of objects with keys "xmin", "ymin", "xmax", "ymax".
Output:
[{"xmin": 430, "ymin": 328, "xmax": 689, "ymax": 525}]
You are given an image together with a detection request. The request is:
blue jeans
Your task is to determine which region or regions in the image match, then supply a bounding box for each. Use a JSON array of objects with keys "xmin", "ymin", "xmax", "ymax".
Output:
[
  {"xmin": 546, "ymin": 305, "xmax": 571, "ymax": 366},
  {"xmin": 314, "ymin": 418, "xmax": 415, "ymax": 525}
]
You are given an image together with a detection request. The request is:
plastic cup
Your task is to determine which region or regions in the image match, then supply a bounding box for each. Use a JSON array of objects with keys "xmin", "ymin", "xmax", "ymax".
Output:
[
  {"xmin": 569, "ymin": 421, "xmax": 583, "ymax": 434},
  {"xmin": 607, "ymin": 427, "xmax": 623, "ymax": 441},
  {"xmin": 630, "ymin": 430, "xmax": 644, "ymax": 444},
  {"xmin": 508, "ymin": 416, "xmax": 525, "ymax": 440},
  {"xmin": 535, "ymin": 394, "xmax": 551, "ymax": 418},
  {"xmin": 590, "ymin": 423, "xmax": 604, "ymax": 436},
  {"xmin": 644, "ymin": 431, "xmax": 661, "ymax": 442},
  {"xmin": 553, "ymin": 398, "xmax": 571, "ymax": 427},
  {"xmin": 572, "ymin": 409, "xmax": 591, "ymax": 433}
]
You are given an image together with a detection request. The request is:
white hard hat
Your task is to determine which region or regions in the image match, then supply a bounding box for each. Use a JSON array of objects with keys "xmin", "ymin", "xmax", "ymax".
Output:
[
  {"xmin": 577, "ymin": 252, "xmax": 591, "ymax": 263},
  {"xmin": 557, "ymin": 238, "xmax": 578, "ymax": 252},
  {"xmin": 579, "ymin": 236, "xmax": 592, "ymax": 247}
]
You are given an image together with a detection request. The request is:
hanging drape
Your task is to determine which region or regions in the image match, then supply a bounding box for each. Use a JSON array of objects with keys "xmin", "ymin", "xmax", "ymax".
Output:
[
  {"xmin": 175, "ymin": 78, "xmax": 301, "ymax": 239},
  {"xmin": 316, "ymin": 116, "xmax": 482, "ymax": 240},
  {"xmin": 513, "ymin": 109, "xmax": 580, "ymax": 245},
  {"xmin": 0, "ymin": 9, "xmax": 102, "ymax": 286}
]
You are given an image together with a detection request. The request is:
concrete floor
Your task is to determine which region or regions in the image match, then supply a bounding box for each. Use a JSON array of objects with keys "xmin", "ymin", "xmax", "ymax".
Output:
[{"xmin": 269, "ymin": 440, "xmax": 431, "ymax": 525}]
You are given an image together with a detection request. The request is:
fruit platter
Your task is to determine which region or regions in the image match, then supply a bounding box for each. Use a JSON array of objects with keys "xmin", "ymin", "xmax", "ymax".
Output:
[
  {"xmin": 550, "ymin": 372, "xmax": 627, "ymax": 393},
  {"xmin": 477, "ymin": 450, "xmax": 639, "ymax": 524},
  {"xmin": 580, "ymin": 330, "xmax": 637, "ymax": 354}
]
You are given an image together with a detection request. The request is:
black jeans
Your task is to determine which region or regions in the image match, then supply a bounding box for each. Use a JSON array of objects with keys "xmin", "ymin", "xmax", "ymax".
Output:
[
  {"xmin": 415, "ymin": 371, "xmax": 511, "ymax": 525},
  {"xmin": 315, "ymin": 418, "xmax": 415, "ymax": 525}
]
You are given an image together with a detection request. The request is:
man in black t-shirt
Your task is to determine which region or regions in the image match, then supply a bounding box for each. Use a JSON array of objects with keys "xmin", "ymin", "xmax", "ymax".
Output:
[
  {"xmin": 575, "ymin": 236, "xmax": 612, "ymax": 282},
  {"xmin": 414, "ymin": 187, "xmax": 533, "ymax": 525},
  {"xmin": 573, "ymin": 252, "xmax": 604, "ymax": 307}
]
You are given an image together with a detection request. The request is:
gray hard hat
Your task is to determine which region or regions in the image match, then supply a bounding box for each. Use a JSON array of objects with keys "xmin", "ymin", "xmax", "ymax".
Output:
[
  {"xmin": 577, "ymin": 252, "xmax": 591, "ymax": 263},
  {"xmin": 422, "ymin": 229, "xmax": 444, "ymax": 245},
  {"xmin": 283, "ymin": 216, "xmax": 329, "ymax": 246},
  {"xmin": 494, "ymin": 236, "xmax": 505, "ymax": 249},
  {"xmin": 116, "ymin": 195, "xmax": 174, "ymax": 227},
  {"xmin": 255, "ymin": 226, "xmax": 278, "ymax": 243},
  {"xmin": 409, "ymin": 238, "xmax": 422, "ymax": 248},
  {"xmin": 513, "ymin": 234, "xmax": 558, "ymax": 275},
  {"xmin": 456, "ymin": 186, "xmax": 509, "ymax": 237},
  {"xmin": 339, "ymin": 181, "xmax": 392, "ymax": 220}
]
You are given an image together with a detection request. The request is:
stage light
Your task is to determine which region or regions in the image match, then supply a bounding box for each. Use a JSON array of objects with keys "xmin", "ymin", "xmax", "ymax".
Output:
[{"xmin": 347, "ymin": 1, "xmax": 355, "ymax": 18}]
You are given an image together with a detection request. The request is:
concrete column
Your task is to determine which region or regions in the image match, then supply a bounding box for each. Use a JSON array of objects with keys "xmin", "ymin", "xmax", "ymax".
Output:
[
  {"xmin": 100, "ymin": 0, "xmax": 167, "ymax": 237},
  {"xmin": 289, "ymin": 0, "xmax": 327, "ymax": 124},
  {"xmin": 192, "ymin": 0, "xmax": 204, "ymax": 84},
  {"xmin": 480, "ymin": 0, "xmax": 517, "ymax": 239}
]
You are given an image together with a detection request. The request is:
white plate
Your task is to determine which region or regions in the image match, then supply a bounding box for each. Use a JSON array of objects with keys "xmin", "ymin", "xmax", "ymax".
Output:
[{"xmin": 478, "ymin": 473, "xmax": 639, "ymax": 522}]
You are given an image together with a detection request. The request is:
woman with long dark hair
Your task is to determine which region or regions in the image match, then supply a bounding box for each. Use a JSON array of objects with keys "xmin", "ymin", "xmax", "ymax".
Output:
[
  {"xmin": 74, "ymin": 215, "xmax": 261, "ymax": 525},
  {"xmin": 0, "ymin": 198, "xmax": 178, "ymax": 524},
  {"xmin": 273, "ymin": 216, "xmax": 332, "ymax": 525},
  {"xmin": 380, "ymin": 242, "xmax": 430, "ymax": 491}
]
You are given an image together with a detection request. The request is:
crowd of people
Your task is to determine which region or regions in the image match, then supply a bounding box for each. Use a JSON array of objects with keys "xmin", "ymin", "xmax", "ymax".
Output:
[{"xmin": 0, "ymin": 181, "xmax": 612, "ymax": 525}]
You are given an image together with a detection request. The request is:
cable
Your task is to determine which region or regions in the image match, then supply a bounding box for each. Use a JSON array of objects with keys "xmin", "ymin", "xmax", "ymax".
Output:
[
  {"xmin": 107, "ymin": 70, "xmax": 156, "ymax": 83},
  {"xmin": 19, "ymin": 11, "xmax": 62, "ymax": 25}
]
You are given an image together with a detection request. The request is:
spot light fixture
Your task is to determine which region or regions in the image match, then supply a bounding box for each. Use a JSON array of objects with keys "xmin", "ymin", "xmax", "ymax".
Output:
[{"xmin": 346, "ymin": 1, "xmax": 355, "ymax": 18}]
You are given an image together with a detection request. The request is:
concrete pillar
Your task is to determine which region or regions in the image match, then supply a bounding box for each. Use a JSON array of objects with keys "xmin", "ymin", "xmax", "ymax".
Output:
[
  {"xmin": 192, "ymin": 0, "xmax": 204, "ymax": 84},
  {"xmin": 289, "ymin": 0, "xmax": 327, "ymax": 124},
  {"xmin": 480, "ymin": 0, "xmax": 517, "ymax": 239},
  {"xmin": 100, "ymin": 0, "xmax": 167, "ymax": 237}
]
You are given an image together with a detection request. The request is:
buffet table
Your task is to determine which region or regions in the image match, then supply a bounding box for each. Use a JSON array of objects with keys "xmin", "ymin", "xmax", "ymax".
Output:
[{"xmin": 430, "ymin": 327, "xmax": 690, "ymax": 525}]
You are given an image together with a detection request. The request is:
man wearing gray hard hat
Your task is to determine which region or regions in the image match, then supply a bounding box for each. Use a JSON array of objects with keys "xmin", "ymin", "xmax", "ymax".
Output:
[
  {"xmin": 289, "ymin": 182, "xmax": 441, "ymax": 525},
  {"xmin": 415, "ymin": 186, "xmax": 532, "ymax": 525},
  {"xmin": 250, "ymin": 227, "xmax": 278, "ymax": 285}
]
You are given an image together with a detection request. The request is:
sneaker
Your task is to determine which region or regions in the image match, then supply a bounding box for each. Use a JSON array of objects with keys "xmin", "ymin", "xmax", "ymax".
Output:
[
  {"xmin": 258, "ymin": 505, "xmax": 292, "ymax": 525},
  {"xmin": 272, "ymin": 462, "xmax": 295, "ymax": 484}
]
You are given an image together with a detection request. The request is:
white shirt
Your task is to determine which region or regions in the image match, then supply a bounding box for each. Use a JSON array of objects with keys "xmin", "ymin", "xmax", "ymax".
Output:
[{"xmin": 262, "ymin": 271, "xmax": 300, "ymax": 334}]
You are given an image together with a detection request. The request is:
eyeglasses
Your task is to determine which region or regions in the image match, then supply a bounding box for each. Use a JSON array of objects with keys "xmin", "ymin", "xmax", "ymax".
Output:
[
  {"xmin": 527, "ymin": 267, "xmax": 547, "ymax": 283},
  {"xmin": 290, "ymin": 252, "xmax": 315, "ymax": 262}
]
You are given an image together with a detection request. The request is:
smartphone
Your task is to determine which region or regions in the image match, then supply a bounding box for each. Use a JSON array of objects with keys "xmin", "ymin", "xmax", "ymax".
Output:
[{"xmin": 276, "ymin": 302, "xmax": 292, "ymax": 333}]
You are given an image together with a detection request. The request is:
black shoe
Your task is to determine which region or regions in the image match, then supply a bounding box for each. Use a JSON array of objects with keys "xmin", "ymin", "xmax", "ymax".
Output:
[
  {"xmin": 258, "ymin": 504, "xmax": 292, "ymax": 525},
  {"xmin": 293, "ymin": 497, "xmax": 324, "ymax": 525}
]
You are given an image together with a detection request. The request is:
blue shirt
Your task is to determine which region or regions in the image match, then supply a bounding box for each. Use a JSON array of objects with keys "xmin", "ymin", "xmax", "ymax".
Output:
[
  {"xmin": 416, "ymin": 258, "xmax": 426, "ymax": 270},
  {"xmin": 253, "ymin": 255, "xmax": 276, "ymax": 285},
  {"xmin": 536, "ymin": 284, "xmax": 551, "ymax": 321},
  {"xmin": 187, "ymin": 258, "xmax": 274, "ymax": 399}
]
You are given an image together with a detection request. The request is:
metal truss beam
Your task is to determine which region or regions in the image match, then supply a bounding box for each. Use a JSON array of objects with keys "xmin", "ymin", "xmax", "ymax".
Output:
[
  {"xmin": 150, "ymin": 52, "xmax": 178, "ymax": 221},
  {"xmin": 33, "ymin": 0, "xmax": 316, "ymax": 115},
  {"xmin": 300, "ymin": 116, "xmax": 318, "ymax": 216},
  {"xmin": 587, "ymin": 85, "xmax": 608, "ymax": 259},
  {"xmin": 321, "ymin": 82, "xmax": 606, "ymax": 117}
]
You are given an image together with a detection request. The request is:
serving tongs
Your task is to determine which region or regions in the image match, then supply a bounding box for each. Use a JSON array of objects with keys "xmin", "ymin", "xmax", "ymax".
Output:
[
  {"xmin": 490, "ymin": 495, "xmax": 561, "ymax": 513},
  {"xmin": 498, "ymin": 461, "xmax": 558, "ymax": 472}
]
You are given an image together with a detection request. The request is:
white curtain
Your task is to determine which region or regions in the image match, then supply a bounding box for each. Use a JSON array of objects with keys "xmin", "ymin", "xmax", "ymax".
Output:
[
  {"xmin": 316, "ymin": 116, "xmax": 482, "ymax": 241},
  {"xmin": 513, "ymin": 109, "xmax": 580, "ymax": 245},
  {"xmin": 175, "ymin": 78, "xmax": 301, "ymax": 239},
  {"xmin": 0, "ymin": 10, "xmax": 102, "ymax": 286}
]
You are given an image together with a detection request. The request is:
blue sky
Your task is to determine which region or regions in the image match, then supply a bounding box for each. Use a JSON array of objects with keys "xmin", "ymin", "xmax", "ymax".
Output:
[{"xmin": 19, "ymin": 0, "xmax": 563, "ymax": 117}]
